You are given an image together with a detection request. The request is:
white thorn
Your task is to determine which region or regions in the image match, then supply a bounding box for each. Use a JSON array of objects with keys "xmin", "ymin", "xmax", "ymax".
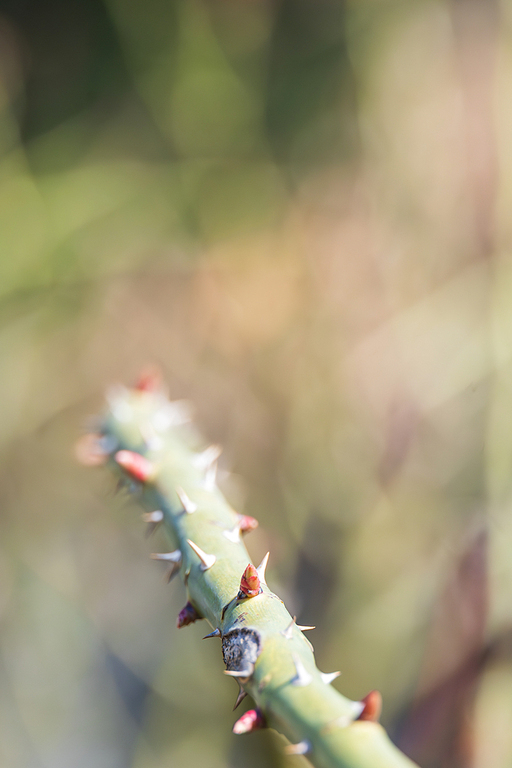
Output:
[
  {"xmin": 106, "ymin": 386, "xmax": 132, "ymax": 422},
  {"xmin": 256, "ymin": 552, "xmax": 269, "ymax": 585},
  {"xmin": 151, "ymin": 399, "xmax": 193, "ymax": 431},
  {"xmin": 204, "ymin": 461, "xmax": 217, "ymax": 491},
  {"xmin": 139, "ymin": 423, "xmax": 164, "ymax": 451},
  {"xmin": 193, "ymin": 444, "xmax": 222, "ymax": 469},
  {"xmin": 142, "ymin": 511, "xmax": 164, "ymax": 523},
  {"xmin": 284, "ymin": 740, "xmax": 310, "ymax": 756},
  {"xmin": 351, "ymin": 700, "xmax": 365, "ymax": 719},
  {"xmin": 291, "ymin": 654, "xmax": 312, "ymax": 687},
  {"xmin": 187, "ymin": 539, "xmax": 216, "ymax": 571},
  {"xmin": 224, "ymin": 664, "xmax": 254, "ymax": 680},
  {"xmin": 282, "ymin": 616, "xmax": 296, "ymax": 640},
  {"xmin": 150, "ymin": 550, "xmax": 182, "ymax": 562},
  {"xmin": 296, "ymin": 623, "xmax": 315, "ymax": 632},
  {"xmin": 176, "ymin": 487, "xmax": 197, "ymax": 514},
  {"xmin": 320, "ymin": 671, "xmax": 341, "ymax": 685},
  {"xmin": 223, "ymin": 525, "xmax": 241, "ymax": 543}
]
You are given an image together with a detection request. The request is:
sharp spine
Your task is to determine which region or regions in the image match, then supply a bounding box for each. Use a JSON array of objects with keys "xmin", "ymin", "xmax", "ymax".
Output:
[
  {"xmin": 150, "ymin": 550, "xmax": 182, "ymax": 562},
  {"xmin": 166, "ymin": 562, "xmax": 181, "ymax": 582},
  {"xmin": 233, "ymin": 684, "xmax": 248, "ymax": 711},
  {"xmin": 203, "ymin": 628, "xmax": 221, "ymax": 639},
  {"xmin": 142, "ymin": 511, "xmax": 164, "ymax": 523},
  {"xmin": 176, "ymin": 487, "xmax": 197, "ymax": 514},
  {"xmin": 204, "ymin": 461, "xmax": 217, "ymax": 491},
  {"xmin": 187, "ymin": 539, "xmax": 216, "ymax": 571},
  {"xmin": 291, "ymin": 654, "xmax": 312, "ymax": 687},
  {"xmin": 193, "ymin": 444, "xmax": 222, "ymax": 469},
  {"xmin": 256, "ymin": 552, "xmax": 270, "ymax": 585},
  {"xmin": 320, "ymin": 671, "xmax": 341, "ymax": 685},
  {"xmin": 297, "ymin": 623, "xmax": 315, "ymax": 631},
  {"xmin": 224, "ymin": 664, "xmax": 254, "ymax": 680},
  {"xmin": 282, "ymin": 616, "xmax": 296, "ymax": 639},
  {"xmin": 223, "ymin": 525, "xmax": 241, "ymax": 543},
  {"xmin": 284, "ymin": 741, "xmax": 311, "ymax": 756}
]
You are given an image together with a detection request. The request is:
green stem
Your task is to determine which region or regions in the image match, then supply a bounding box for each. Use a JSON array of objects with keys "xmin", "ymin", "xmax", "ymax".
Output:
[{"xmin": 94, "ymin": 384, "xmax": 420, "ymax": 768}]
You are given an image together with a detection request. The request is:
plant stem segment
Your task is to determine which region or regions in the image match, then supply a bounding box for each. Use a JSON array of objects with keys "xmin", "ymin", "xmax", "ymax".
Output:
[{"xmin": 90, "ymin": 384, "xmax": 420, "ymax": 768}]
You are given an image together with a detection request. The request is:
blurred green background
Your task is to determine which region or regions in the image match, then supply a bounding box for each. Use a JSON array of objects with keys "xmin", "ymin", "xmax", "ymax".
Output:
[{"xmin": 0, "ymin": 0, "xmax": 511, "ymax": 766}]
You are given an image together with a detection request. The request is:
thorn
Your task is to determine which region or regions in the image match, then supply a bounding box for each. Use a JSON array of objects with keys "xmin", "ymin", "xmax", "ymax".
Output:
[
  {"xmin": 150, "ymin": 550, "xmax": 182, "ymax": 563},
  {"xmin": 320, "ymin": 671, "xmax": 341, "ymax": 685},
  {"xmin": 357, "ymin": 690, "xmax": 382, "ymax": 722},
  {"xmin": 176, "ymin": 487, "xmax": 197, "ymax": 514},
  {"xmin": 187, "ymin": 539, "xmax": 216, "ymax": 571},
  {"xmin": 282, "ymin": 616, "xmax": 296, "ymax": 640},
  {"xmin": 238, "ymin": 514, "xmax": 259, "ymax": 534},
  {"xmin": 223, "ymin": 525, "xmax": 241, "ymax": 543},
  {"xmin": 256, "ymin": 552, "xmax": 269, "ymax": 585},
  {"xmin": 296, "ymin": 623, "xmax": 315, "ymax": 632},
  {"xmin": 151, "ymin": 399, "xmax": 193, "ymax": 431},
  {"xmin": 321, "ymin": 700, "xmax": 366, "ymax": 734},
  {"xmin": 75, "ymin": 433, "xmax": 110, "ymax": 466},
  {"xmin": 238, "ymin": 564, "xmax": 262, "ymax": 598},
  {"xmin": 233, "ymin": 709, "xmax": 266, "ymax": 735},
  {"xmin": 224, "ymin": 664, "xmax": 254, "ymax": 681},
  {"xmin": 115, "ymin": 450, "xmax": 155, "ymax": 483},
  {"xmin": 177, "ymin": 601, "xmax": 201, "ymax": 628},
  {"xmin": 233, "ymin": 683, "xmax": 248, "ymax": 710},
  {"xmin": 203, "ymin": 628, "xmax": 221, "ymax": 639},
  {"xmin": 139, "ymin": 423, "xmax": 164, "ymax": 451},
  {"xmin": 134, "ymin": 366, "xmax": 162, "ymax": 393},
  {"xmin": 107, "ymin": 386, "xmax": 132, "ymax": 422},
  {"xmin": 142, "ymin": 510, "xmax": 164, "ymax": 538},
  {"xmin": 291, "ymin": 654, "xmax": 312, "ymax": 687},
  {"xmin": 142, "ymin": 511, "xmax": 164, "ymax": 523},
  {"xmin": 284, "ymin": 740, "xmax": 310, "ymax": 756},
  {"xmin": 193, "ymin": 444, "xmax": 222, "ymax": 469},
  {"xmin": 165, "ymin": 562, "xmax": 181, "ymax": 582},
  {"xmin": 204, "ymin": 461, "xmax": 217, "ymax": 491}
]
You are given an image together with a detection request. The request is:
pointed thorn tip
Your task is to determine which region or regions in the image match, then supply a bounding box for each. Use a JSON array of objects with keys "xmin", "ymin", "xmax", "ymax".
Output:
[
  {"xmin": 176, "ymin": 487, "xmax": 197, "ymax": 514},
  {"xmin": 284, "ymin": 740, "xmax": 311, "ymax": 756},
  {"xmin": 256, "ymin": 552, "xmax": 269, "ymax": 585},
  {"xmin": 187, "ymin": 539, "xmax": 216, "ymax": 570}
]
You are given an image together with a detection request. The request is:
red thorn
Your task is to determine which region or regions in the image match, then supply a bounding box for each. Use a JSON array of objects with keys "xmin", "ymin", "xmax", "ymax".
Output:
[
  {"xmin": 177, "ymin": 601, "xmax": 201, "ymax": 628},
  {"xmin": 238, "ymin": 515, "xmax": 259, "ymax": 534},
  {"xmin": 357, "ymin": 690, "xmax": 382, "ymax": 722},
  {"xmin": 115, "ymin": 450, "xmax": 155, "ymax": 483},
  {"xmin": 134, "ymin": 366, "xmax": 162, "ymax": 393},
  {"xmin": 232, "ymin": 708, "xmax": 266, "ymax": 735},
  {"xmin": 239, "ymin": 564, "xmax": 262, "ymax": 598}
]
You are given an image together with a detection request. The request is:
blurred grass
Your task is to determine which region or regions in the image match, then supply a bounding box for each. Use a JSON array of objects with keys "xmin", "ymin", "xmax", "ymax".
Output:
[{"xmin": 0, "ymin": 1, "xmax": 511, "ymax": 767}]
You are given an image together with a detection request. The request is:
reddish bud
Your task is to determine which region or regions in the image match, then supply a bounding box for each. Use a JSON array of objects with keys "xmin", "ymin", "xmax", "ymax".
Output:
[
  {"xmin": 232, "ymin": 708, "xmax": 266, "ymax": 735},
  {"xmin": 115, "ymin": 450, "xmax": 155, "ymax": 482},
  {"xmin": 238, "ymin": 515, "xmax": 259, "ymax": 534},
  {"xmin": 239, "ymin": 564, "xmax": 262, "ymax": 598},
  {"xmin": 357, "ymin": 690, "xmax": 382, "ymax": 722},
  {"xmin": 177, "ymin": 601, "xmax": 201, "ymax": 628},
  {"xmin": 134, "ymin": 366, "xmax": 162, "ymax": 393}
]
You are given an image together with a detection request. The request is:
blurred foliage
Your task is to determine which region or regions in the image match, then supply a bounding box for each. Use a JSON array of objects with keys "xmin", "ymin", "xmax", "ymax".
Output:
[{"xmin": 0, "ymin": 1, "xmax": 511, "ymax": 767}]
